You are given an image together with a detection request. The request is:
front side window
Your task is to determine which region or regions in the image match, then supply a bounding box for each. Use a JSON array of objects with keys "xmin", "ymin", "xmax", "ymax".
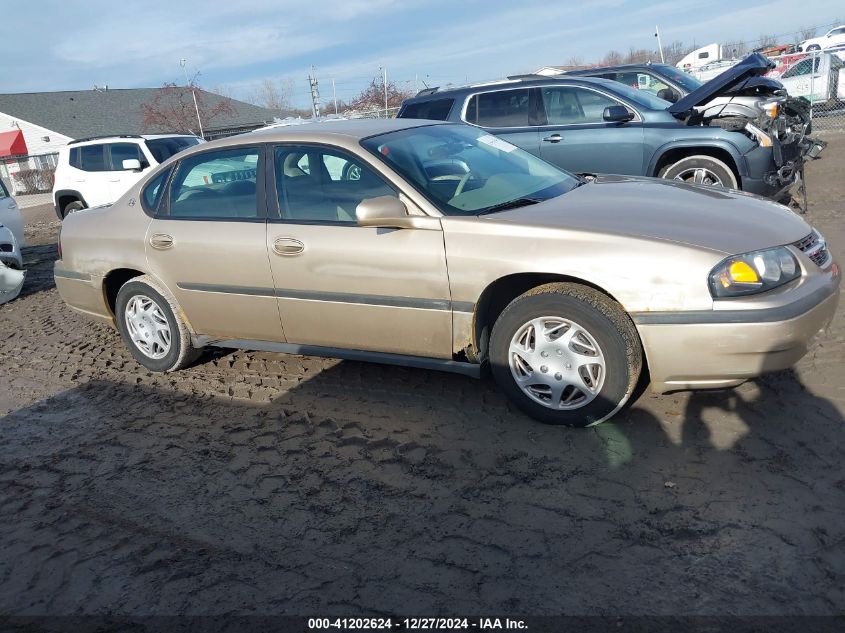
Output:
[
  {"xmin": 79, "ymin": 144, "xmax": 106, "ymax": 172},
  {"xmin": 362, "ymin": 124, "xmax": 579, "ymax": 216},
  {"xmin": 168, "ymin": 148, "xmax": 259, "ymax": 219},
  {"xmin": 108, "ymin": 143, "xmax": 145, "ymax": 170},
  {"xmin": 0, "ymin": 180, "xmax": 7, "ymax": 199},
  {"xmin": 145, "ymin": 137, "xmax": 201, "ymax": 164},
  {"xmin": 274, "ymin": 145, "xmax": 395, "ymax": 223},
  {"xmin": 541, "ymin": 87, "xmax": 621, "ymax": 124},
  {"xmin": 465, "ymin": 89, "xmax": 530, "ymax": 127}
]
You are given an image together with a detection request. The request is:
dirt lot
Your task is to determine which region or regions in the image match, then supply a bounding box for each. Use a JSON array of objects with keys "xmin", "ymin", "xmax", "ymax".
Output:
[{"xmin": 1, "ymin": 136, "xmax": 844, "ymax": 619}]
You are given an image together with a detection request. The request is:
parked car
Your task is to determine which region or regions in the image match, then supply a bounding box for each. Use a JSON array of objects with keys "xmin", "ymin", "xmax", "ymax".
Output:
[
  {"xmin": 399, "ymin": 54, "xmax": 823, "ymax": 201},
  {"xmin": 561, "ymin": 60, "xmax": 799, "ymax": 122},
  {"xmin": 52, "ymin": 133, "xmax": 202, "ymax": 219},
  {"xmin": 798, "ymin": 25, "xmax": 845, "ymax": 51},
  {"xmin": 0, "ymin": 179, "xmax": 24, "ymax": 248},
  {"xmin": 692, "ymin": 59, "xmax": 742, "ymax": 82},
  {"xmin": 0, "ymin": 224, "xmax": 24, "ymax": 305},
  {"xmin": 777, "ymin": 52, "xmax": 845, "ymax": 108},
  {"xmin": 53, "ymin": 120, "xmax": 839, "ymax": 426}
]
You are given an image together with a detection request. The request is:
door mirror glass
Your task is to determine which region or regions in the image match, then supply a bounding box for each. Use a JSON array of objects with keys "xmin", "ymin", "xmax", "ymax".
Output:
[
  {"xmin": 356, "ymin": 196, "xmax": 409, "ymax": 227},
  {"xmin": 122, "ymin": 159, "xmax": 142, "ymax": 171},
  {"xmin": 603, "ymin": 105, "xmax": 635, "ymax": 122}
]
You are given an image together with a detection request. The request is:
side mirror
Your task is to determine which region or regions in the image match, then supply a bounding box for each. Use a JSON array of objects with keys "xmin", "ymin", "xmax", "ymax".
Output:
[
  {"xmin": 356, "ymin": 196, "xmax": 440, "ymax": 230},
  {"xmin": 603, "ymin": 105, "xmax": 636, "ymax": 123},
  {"xmin": 122, "ymin": 158, "xmax": 142, "ymax": 171}
]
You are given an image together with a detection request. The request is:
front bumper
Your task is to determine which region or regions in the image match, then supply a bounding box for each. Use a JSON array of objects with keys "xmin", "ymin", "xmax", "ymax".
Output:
[
  {"xmin": 634, "ymin": 261, "xmax": 840, "ymax": 394},
  {"xmin": 742, "ymin": 135, "xmax": 826, "ymax": 200}
]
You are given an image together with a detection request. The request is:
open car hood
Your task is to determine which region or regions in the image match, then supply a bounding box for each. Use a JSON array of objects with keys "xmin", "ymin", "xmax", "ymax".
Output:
[{"xmin": 668, "ymin": 53, "xmax": 775, "ymax": 115}]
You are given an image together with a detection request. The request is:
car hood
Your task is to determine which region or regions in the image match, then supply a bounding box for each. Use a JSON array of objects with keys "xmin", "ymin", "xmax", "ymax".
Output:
[
  {"xmin": 486, "ymin": 175, "xmax": 811, "ymax": 256},
  {"xmin": 668, "ymin": 53, "xmax": 776, "ymax": 115}
]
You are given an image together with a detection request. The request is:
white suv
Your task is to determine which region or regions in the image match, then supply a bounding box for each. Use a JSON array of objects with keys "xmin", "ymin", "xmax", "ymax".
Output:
[{"xmin": 52, "ymin": 134, "xmax": 201, "ymax": 218}]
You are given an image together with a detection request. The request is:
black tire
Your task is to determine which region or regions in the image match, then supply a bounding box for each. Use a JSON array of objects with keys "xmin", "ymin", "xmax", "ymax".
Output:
[
  {"xmin": 489, "ymin": 283, "xmax": 642, "ymax": 427},
  {"xmin": 806, "ymin": 45, "xmax": 821, "ymax": 51},
  {"xmin": 115, "ymin": 275, "xmax": 201, "ymax": 372},
  {"xmin": 63, "ymin": 201, "xmax": 85, "ymax": 217},
  {"xmin": 658, "ymin": 154, "xmax": 739, "ymax": 189}
]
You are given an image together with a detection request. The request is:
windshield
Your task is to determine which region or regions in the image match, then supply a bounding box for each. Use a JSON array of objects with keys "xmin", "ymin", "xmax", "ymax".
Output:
[
  {"xmin": 361, "ymin": 125, "xmax": 580, "ymax": 216},
  {"xmin": 655, "ymin": 66, "xmax": 703, "ymax": 92},
  {"xmin": 145, "ymin": 136, "xmax": 201, "ymax": 163},
  {"xmin": 603, "ymin": 80, "xmax": 672, "ymax": 110}
]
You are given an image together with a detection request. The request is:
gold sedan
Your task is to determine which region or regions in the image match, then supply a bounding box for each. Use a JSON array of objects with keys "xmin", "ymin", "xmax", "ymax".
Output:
[{"xmin": 54, "ymin": 120, "xmax": 840, "ymax": 426}]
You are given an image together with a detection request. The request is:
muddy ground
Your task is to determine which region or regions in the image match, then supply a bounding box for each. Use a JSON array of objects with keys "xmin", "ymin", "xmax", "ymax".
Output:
[{"xmin": 1, "ymin": 135, "xmax": 844, "ymax": 619}]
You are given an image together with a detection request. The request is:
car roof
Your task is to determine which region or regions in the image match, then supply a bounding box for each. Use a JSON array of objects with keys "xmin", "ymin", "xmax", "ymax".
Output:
[
  {"xmin": 68, "ymin": 133, "xmax": 199, "ymax": 146},
  {"xmin": 403, "ymin": 75, "xmax": 630, "ymax": 103},
  {"xmin": 563, "ymin": 63, "xmax": 675, "ymax": 75},
  {"xmin": 179, "ymin": 118, "xmax": 445, "ymax": 153}
]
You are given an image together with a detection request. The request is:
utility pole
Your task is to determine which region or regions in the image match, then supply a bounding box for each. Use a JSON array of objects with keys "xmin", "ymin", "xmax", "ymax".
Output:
[
  {"xmin": 308, "ymin": 66, "xmax": 321, "ymax": 118},
  {"xmin": 180, "ymin": 59, "xmax": 204, "ymax": 138},
  {"xmin": 654, "ymin": 26, "xmax": 665, "ymax": 63},
  {"xmin": 331, "ymin": 78, "xmax": 338, "ymax": 116},
  {"xmin": 382, "ymin": 66, "xmax": 388, "ymax": 116}
]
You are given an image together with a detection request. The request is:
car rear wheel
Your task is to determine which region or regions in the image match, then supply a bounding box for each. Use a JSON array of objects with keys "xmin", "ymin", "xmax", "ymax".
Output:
[
  {"xmin": 659, "ymin": 155, "xmax": 738, "ymax": 189},
  {"xmin": 63, "ymin": 201, "xmax": 85, "ymax": 217},
  {"xmin": 489, "ymin": 283, "xmax": 642, "ymax": 427},
  {"xmin": 115, "ymin": 275, "xmax": 201, "ymax": 372}
]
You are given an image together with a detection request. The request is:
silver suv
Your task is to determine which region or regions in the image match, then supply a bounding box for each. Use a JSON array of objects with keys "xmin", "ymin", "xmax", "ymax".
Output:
[{"xmin": 52, "ymin": 134, "xmax": 201, "ymax": 218}]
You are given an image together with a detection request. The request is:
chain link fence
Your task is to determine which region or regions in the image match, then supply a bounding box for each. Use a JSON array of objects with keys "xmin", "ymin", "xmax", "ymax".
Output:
[
  {"xmin": 768, "ymin": 48, "xmax": 845, "ymax": 132},
  {"xmin": 0, "ymin": 152, "xmax": 58, "ymax": 207}
]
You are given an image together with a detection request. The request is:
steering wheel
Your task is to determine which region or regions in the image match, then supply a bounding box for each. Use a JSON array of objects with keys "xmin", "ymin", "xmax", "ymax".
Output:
[{"xmin": 453, "ymin": 172, "xmax": 472, "ymax": 197}]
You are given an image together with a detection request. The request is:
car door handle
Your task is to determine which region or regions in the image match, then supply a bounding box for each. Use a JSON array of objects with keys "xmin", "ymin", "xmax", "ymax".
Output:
[
  {"xmin": 149, "ymin": 233, "xmax": 174, "ymax": 250},
  {"xmin": 543, "ymin": 134, "xmax": 564, "ymax": 143},
  {"xmin": 272, "ymin": 237, "xmax": 305, "ymax": 256}
]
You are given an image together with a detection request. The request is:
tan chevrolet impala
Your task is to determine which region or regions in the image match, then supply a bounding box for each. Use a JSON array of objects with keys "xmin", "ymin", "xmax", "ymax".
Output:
[{"xmin": 54, "ymin": 120, "xmax": 840, "ymax": 426}]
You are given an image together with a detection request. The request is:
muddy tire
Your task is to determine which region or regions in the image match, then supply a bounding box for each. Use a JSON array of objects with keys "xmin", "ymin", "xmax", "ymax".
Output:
[
  {"xmin": 658, "ymin": 155, "xmax": 739, "ymax": 189},
  {"xmin": 63, "ymin": 201, "xmax": 85, "ymax": 217},
  {"xmin": 489, "ymin": 283, "xmax": 642, "ymax": 427},
  {"xmin": 115, "ymin": 275, "xmax": 201, "ymax": 372}
]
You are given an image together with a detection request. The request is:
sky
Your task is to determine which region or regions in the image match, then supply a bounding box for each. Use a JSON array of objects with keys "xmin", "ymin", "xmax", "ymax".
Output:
[{"xmin": 4, "ymin": 0, "xmax": 843, "ymax": 108}]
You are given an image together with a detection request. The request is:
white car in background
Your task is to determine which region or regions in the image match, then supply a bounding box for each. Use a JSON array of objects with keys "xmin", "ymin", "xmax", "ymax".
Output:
[
  {"xmin": 798, "ymin": 25, "xmax": 845, "ymax": 51},
  {"xmin": 51, "ymin": 134, "xmax": 202, "ymax": 219},
  {"xmin": 0, "ymin": 180, "xmax": 24, "ymax": 304}
]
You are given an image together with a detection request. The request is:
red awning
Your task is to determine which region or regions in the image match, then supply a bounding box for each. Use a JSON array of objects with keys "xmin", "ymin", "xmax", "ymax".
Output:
[{"xmin": 0, "ymin": 130, "xmax": 28, "ymax": 158}]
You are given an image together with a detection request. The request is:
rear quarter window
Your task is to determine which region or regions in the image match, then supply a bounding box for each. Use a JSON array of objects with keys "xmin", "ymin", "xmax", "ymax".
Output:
[
  {"xmin": 399, "ymin": 98, "xmax": 455, "ymax": 120},
  {"xmin": 465, "ymin": 89, "xmax": 530, "ymax": 127}
]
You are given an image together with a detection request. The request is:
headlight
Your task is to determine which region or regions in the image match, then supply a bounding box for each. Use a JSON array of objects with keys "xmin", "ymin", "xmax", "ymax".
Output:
[
  {"xmin": 761, "ymin": 100, "xmax": 779, "ymax": 119},
  {"xmin": 709, "ymin": 247, "xmax": 800, "ymax": 297},
  {"xmin": 745, "ymin": 121, "xmax": 773, "ymax": 147}
]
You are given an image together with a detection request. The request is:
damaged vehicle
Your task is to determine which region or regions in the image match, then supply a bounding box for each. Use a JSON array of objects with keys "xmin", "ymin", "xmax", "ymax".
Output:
[
  {"xmin": 0, "ymin": 181, "xmax": 25, "ymax": 304},
  {"xmin": 0, "ymin": 225, "xmax": 24, "ymax": 305},
  {"xmin": 397, "ymin": 54, "xmax": 824, "ymax": 204}
]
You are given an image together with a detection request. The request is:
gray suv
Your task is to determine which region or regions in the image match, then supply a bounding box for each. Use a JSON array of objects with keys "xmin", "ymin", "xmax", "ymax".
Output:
[{"xmin": 398, "ymin": 55, "xmax": 823, "ymax": 200}]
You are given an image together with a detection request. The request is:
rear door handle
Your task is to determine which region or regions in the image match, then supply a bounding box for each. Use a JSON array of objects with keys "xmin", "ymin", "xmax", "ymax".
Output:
[
  {"xmin": 272, "ymin": 237, "xmax": 305, "ymax": 256},
  {"xmin": 149, "ymin": 233, "xmax": 174, "ymax": 250},
  {"xmin": 543, "ymin": 134, "xmax": 564, "ymax": 143}
]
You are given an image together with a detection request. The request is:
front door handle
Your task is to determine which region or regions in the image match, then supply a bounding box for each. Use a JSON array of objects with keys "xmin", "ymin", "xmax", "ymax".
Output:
[
  {"xmin": 543, "ymin": 134, "xmax": 564, "ymax": 143},
  {"xmin": 149, "ymin": 233, "xmax": 174, "ymax": 250},
  {"xmin": 272, "ymin": 237, "xmax": 305, "ymax": 256}
]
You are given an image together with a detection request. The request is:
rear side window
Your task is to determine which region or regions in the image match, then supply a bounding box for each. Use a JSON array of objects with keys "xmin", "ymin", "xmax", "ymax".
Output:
[
  {"xmin": 141, "ymin": 168, "xmax": 171, "ymax": 214},
  {"xmin": 465, "ymin": 89, "xmax": 530, "ymax": 127},
  {"xmin": 78, "ymin": 144, "xmax": 106, "ymax": 172},
  {"xmin": 168, "ymin": 148, "xmax": 260, "ymax": 219},
  {"xmin": 400, "ymin": 99, "xmax": 455, "ymax": 121},
  {"xmin": 69, "ymin": 147, "xmax": 81, "ymax": 169}
]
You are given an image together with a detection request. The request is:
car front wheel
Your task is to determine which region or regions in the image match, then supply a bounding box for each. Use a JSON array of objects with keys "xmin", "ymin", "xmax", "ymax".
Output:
[
  {"xmin": 658, "ymin": 155, "xmax": 738, "ymax": 189},
  {"xmin": 115, "ymin": 275, "xmax": 201, "ymax": 372},
  {"xmin": 63, "ymin": 201, "xmax": 85, "ymax": 217},
  {"xmin": 489, "ymin": 283, "xmax": 642, "ymax": 426}
]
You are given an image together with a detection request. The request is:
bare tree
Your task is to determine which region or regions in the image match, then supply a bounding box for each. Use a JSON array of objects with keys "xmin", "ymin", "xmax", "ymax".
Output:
[
  {"xmin": 251, "ymin": 79, "xmax": 294, "ymax": 112},
  {"xmin": 140, "ymin": 82, "xmax": 236, "ymax": 136},
  {"xmin": 799, "ymin": 26, "xmax": 817, "ymax": 41},
  {"xmin": 722, "ymin": 40, "xmax": 748, "ymax": 58},
  {"xmin": 208, "ymin": 84, "xmax": 234, "ymax": 99},
  {"xmin": 349, "ymin": 74, "xmax": 415, "ymax": 113},
  {"xmin": 757, "ymin": 33, "xmax": 778, "ymax": 49},
  {"xmin": 624, "ymin": 47, "xmax": 655, "ymax": 64},
  {"xmin": 566, "ymin": 56, "xmax": 585, "ymax": 68},
  {"xmin": 600, "ymin": 50, "xmax": 624, "ymax": 66},
  {"xmin": 662, "ymin": 41, "xmax": 695, "ymax": 65}
]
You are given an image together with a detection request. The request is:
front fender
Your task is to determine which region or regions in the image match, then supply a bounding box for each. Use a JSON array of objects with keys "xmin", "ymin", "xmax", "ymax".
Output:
[{"xmin": 648, "ymin": 138, "xmax": 749, "ymax": 178}]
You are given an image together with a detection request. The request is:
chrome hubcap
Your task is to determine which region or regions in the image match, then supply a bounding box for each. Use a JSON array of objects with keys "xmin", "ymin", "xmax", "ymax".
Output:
[
  {"xmin": 673, "ymin": 167, "xmax": 724, "ymax": 187},
  {"xmin": 124, "ymin": 294, "xmax": 171, "ymax": 359},
  {"xmin": 509, "ymin": 316, "xmax": 606, "ymax": 410}
]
